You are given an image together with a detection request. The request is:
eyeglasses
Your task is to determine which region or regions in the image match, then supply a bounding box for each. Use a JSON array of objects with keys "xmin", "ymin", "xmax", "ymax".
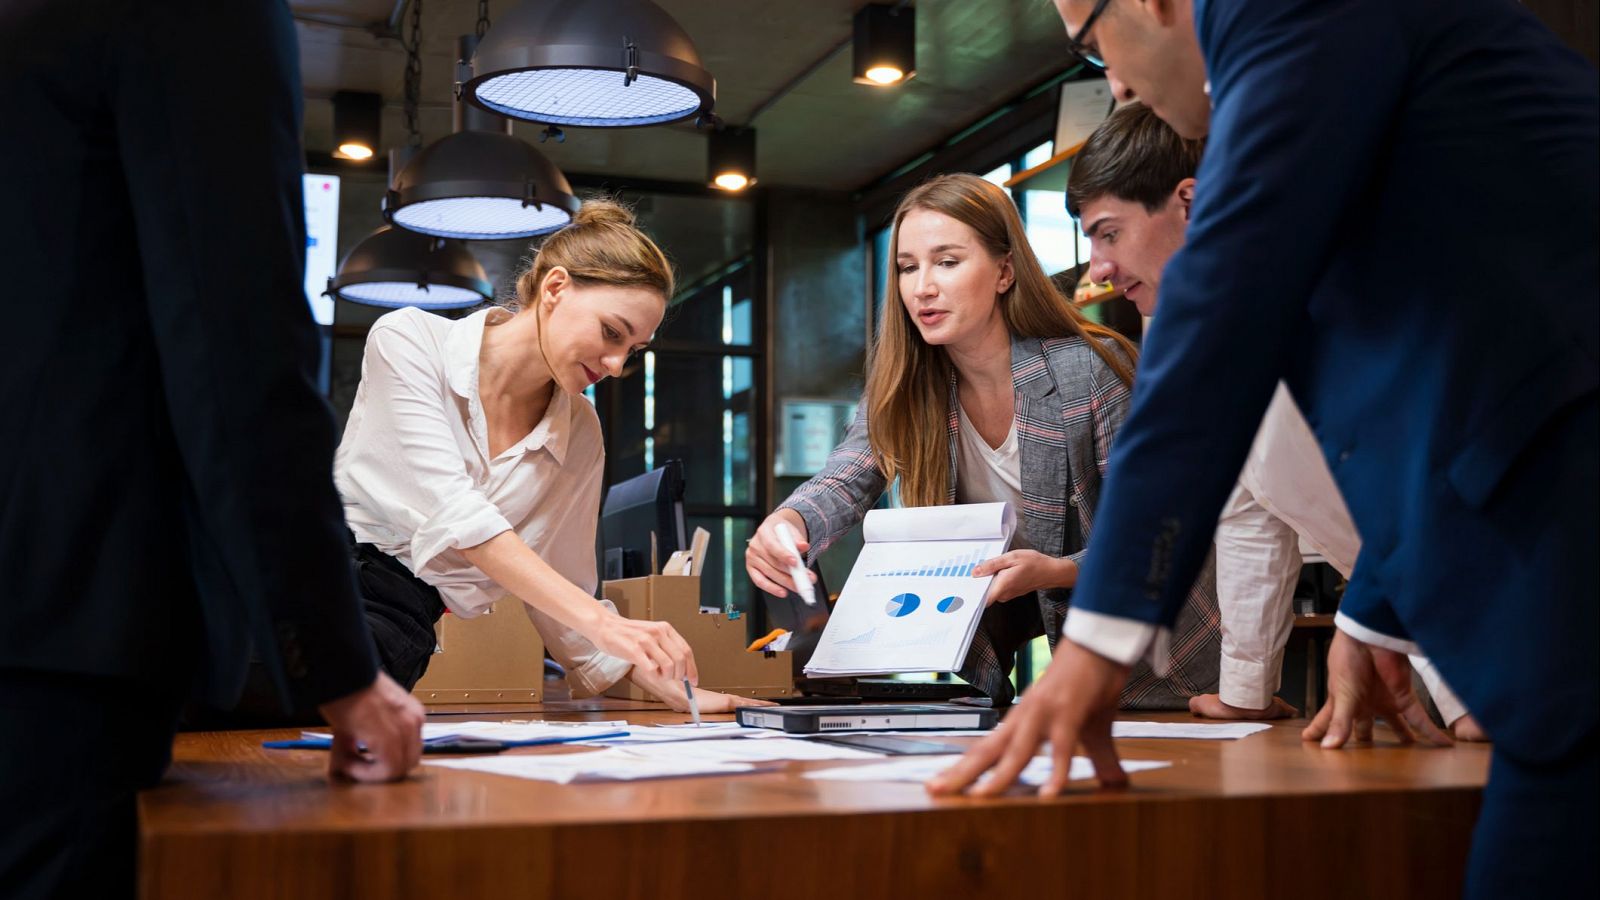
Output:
[{"xmin": 1065, "ymin": 0, "xmax": 1112, "ymax": 70}]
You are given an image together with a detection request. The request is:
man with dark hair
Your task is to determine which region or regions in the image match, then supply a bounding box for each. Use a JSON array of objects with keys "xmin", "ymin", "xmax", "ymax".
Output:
[
  {"xmin": 934, "ymin": 1, "xmax": 1595, "ymax": 896},
  {"xmin": 1065, "ymin": 103, "xmax": 1481, "ymax": 735},
  {"xmin": 0, "ymin": 3, "xmax": 425, "ymax": 897}
]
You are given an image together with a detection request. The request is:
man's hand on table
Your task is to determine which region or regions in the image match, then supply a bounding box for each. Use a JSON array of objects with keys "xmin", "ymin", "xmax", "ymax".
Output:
[
  {"xmin": 1189, "ymin": 694, "xmax": 1299, "ymax": 720},
  {"xmin": 1302, "ymin": 630, "xmax": 1453, "ymax": 748},
  {"xmin": 316, "ymin": 671, "xmax": 426, "ymax": 782},
  {"xmin": 926, "ymin": 639, "xmax": 1130, "ymax": 798}
]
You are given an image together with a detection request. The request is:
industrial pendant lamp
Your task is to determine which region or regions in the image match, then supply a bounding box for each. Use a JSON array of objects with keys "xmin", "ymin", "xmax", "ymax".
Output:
[
  {"xmin": 327, "ymin": 223, "xmax": 493, "ymax": 310},
  {"xmin": 384, "ymin": 34, "xmax": 581, "ymax": 240},
  {"xmin": 852, "ymin": 4, "xmax": 916, "ymax": 86},
  {"xmin": 329, "ymin": 5, "xmax": 493, "ymax": 312},
  {"xmin": 462, "ymin": 0, "xmax": 716, "ymax": 128},
  {"xmin": 707, "ymin": 127, "xmax": 756, "ymax": 191}
]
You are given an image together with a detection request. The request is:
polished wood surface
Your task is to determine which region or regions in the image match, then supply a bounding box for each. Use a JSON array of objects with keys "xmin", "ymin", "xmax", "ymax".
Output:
[{"xmin": 141, "ymin": 705, "xmax": 1489, "ymax": 900}]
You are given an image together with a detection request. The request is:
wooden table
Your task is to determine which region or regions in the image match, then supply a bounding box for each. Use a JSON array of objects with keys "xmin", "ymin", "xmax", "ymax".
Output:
[{"xmin": 140, "ymin": 703, "xmax": 1490, "ymax": 900}]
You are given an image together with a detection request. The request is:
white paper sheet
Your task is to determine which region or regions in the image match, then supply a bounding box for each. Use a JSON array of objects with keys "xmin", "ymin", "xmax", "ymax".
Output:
[
  {"xmin": 1110, "ymin": 721, "xmax": 1272, "ymax": 740},
  {"xmin": 426, "ymin": 748, "xmax": 755, "ymax": 784},
  {"xmin": 612, "ymin": 737, "xmax": 883, "ymax": 764},
  {"xmin": 807, "ymin": 502, "xmax": 1016, "ymax": 677},
  {"xmin": 804, "ymin": 755, "xmax": 1171, "ymax": 786}
]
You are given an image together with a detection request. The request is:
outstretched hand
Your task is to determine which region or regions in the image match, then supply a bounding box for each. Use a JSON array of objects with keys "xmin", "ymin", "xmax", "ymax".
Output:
[
  {"xmin": 1302, "ymin": 629, "xmax": 1453, "ymax": 748},
  {"xmin": 926, "ymin": 639, "xmax": 1130, "ymax": 797},
  {"xmin": 972, "ymin": 550, "xmax": 1078, "ymax": 606}
]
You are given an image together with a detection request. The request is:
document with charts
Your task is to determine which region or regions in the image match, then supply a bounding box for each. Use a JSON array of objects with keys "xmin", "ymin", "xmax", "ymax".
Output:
[{"xmin": 805, "ymin": 502, "xmax": 1015, "ymax": 677}]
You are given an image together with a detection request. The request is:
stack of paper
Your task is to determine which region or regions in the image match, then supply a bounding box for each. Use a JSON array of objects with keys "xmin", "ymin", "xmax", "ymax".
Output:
[{"xmin": 806, "ymin": 502, "xmax": 1015, "ymax": 677}]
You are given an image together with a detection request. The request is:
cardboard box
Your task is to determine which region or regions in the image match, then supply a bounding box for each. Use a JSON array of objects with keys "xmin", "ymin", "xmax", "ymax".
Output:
[
  {"xmin": 602, "ymin": 575, "xmax": 793, "ymax": 701},
  {"xmin": 412, "ymin": 601, "xmax": 544, "ymax": 706}
]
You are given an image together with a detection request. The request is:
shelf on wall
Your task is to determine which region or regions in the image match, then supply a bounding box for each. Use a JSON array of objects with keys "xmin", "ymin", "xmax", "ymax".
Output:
[{"xmin": 1003, "ymin": 140, "xmax": 1086, "ymax": 193}]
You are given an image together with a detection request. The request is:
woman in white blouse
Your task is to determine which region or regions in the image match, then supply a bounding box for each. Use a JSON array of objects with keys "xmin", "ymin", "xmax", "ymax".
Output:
[{"xmin": 336, "ymin": 201, "xmax": 763, "ymax": 713}]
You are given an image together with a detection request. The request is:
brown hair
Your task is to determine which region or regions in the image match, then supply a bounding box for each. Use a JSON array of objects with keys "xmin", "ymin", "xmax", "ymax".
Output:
[
  {"xmin": 1066, "ymin": 102, "xmax": 1205, "ymax": 219},
  {"xmin": 866, "ymin": 173, "xmax": 1139, "ymax": 507},
  {"xmin": 514, "ymin": 198, "xmax": 675, "ymax": 308}
]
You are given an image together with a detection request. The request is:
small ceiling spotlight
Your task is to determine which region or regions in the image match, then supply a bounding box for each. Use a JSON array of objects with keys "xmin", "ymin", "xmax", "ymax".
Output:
[
  {"xmin": 332, "ymin": 90, "xmax": 382, "ymax": 160},
  {"xmin": 852, "ymin": 4, "xmax": 916, "ymax": 87},
  {"xmin": 707, "ymin": 127, "xmax": 756, "ymax": 191}
]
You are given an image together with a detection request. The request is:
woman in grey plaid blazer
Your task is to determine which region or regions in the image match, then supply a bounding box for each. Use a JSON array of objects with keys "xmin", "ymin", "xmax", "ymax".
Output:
[{"xmin": 746, "ymin": 174, "xmax": 1219, "ymax": 707}]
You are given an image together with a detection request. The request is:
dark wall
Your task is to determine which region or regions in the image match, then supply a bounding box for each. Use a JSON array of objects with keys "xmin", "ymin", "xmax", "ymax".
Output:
[{"xmin": 766, "ymin": 188, "xmax": 871, "ymax": 593}]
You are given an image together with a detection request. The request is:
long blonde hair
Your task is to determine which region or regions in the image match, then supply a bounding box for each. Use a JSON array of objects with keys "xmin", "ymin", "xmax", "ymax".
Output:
[{"xmin": 865, "ymin": 173, "xmax": 1138, "ymax": 507}]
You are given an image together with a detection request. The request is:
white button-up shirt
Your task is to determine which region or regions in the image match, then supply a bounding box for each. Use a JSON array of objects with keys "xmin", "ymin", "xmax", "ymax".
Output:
[
  {"xmin": 335, "ymin": 306, "xmax": 629, "ymax": 696},
  {"xmin": 1066, "ymin": 384, "xmax": 1466, "ymax": 724}
]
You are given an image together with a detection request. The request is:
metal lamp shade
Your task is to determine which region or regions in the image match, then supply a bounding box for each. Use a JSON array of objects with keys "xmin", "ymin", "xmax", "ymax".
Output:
[
  {"xmin": 383, "ymin": 130, "xmax": 581, "ymax": 240},
  {"xmin": 463, "ymin": 0, "xmax": 716, "ymax": 127},
  {"xmin": 328, "ymin": 226, "xmax": 493, "ymax": 309}
]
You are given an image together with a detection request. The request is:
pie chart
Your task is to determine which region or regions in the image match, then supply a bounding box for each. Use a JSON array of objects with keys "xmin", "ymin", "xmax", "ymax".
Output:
[
  {"xmin": 885, "ymin": 592, "xmax": 921, "ymax": 618},
  {"xmin": 936, "ymin": 596, "xmax": 964, "ymax": 613}
]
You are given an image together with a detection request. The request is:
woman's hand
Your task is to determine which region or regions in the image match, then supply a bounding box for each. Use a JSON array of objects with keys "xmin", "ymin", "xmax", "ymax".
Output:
[
  {"xmin": 628, "ymin": 665, "xmax": 778, "ymax": 713},
  {"xmin": 972, "ymin": 550, "xmax": 1078, "ymax": 605},
  {"xmin": 746, "ymin": 509, "xmax": 817, "ymax": 598},
  {"xmin": 586, "ymin": 611, "xmax": 700, "ymax": 684}
]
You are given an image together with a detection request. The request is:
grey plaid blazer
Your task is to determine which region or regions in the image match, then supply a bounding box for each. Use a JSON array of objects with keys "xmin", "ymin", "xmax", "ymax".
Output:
[{"xmin": 782, "ymin": 335, "xmax": 1220, "ymax": 708}]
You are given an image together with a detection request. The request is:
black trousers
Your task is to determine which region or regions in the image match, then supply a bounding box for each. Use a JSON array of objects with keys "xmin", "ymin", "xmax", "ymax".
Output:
[
  {"xmin": 352, "ymin": 539, "xmax": 446, "ymax": 691},
  {"xmin": 183, "ymin": 539, "xmax": 444, "ymax": 729},
  {"xmin": 0, "ymin": 670, "xmax": 188, "ymax": 900}
]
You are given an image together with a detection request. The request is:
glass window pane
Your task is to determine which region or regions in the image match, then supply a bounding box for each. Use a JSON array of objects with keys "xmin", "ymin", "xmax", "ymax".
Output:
[
  {"xmin": 1023, "ymin": 188, "xmax": 1091, "ymax": 276},
  {"xmin": 980, "ymin": 162, "xmax": 1013, "ymax": 187},
  {"xmin": 649, "ymin": 353, "xmax": 757, "ymax": 508},
  {"xmin": 1022, "ymin": 140, "xmax": 1053, "ymax": 170}
]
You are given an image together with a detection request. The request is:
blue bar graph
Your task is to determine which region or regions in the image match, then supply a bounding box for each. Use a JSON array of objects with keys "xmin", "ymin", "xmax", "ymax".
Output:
[{"xmin": 867, "ymin": 546, "xmax": 987, "ymax": 579}]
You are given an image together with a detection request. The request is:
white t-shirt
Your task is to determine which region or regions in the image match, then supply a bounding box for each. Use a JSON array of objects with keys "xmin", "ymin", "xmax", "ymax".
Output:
[
  {"xmin": 334, "ymin": 306, "xmax": 628, "ymax": 695},
  {"xmin": 954, "ymin": 404, "xmax": 1032, "ymax": 551}
]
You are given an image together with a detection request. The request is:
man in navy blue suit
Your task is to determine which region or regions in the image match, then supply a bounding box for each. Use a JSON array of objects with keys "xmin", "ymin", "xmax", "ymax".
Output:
[
  {"xmin": 0, "ymin": 3, "xmax": 425, "ymax": 897},
  {"xmin": 931, "ymin": 0, "xmax": 1597, "ymax": 895}
]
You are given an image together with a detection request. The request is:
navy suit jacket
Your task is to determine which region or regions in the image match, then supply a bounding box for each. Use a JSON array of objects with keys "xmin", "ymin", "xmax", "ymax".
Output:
[
  {"xmin": 1072, "ymin": 0, "xmax": 1597, "ymax": 763},
  {"xmin": 0, "ymin": 1, "xmax": 378, "ymax": 710}
]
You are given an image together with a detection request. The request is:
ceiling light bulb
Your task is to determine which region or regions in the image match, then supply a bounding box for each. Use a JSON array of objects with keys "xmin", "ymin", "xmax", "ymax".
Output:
[
  {"xmin": 337, "ymin": 142, "xmax": 375, "ymax": 160},
  {"xmin": 864, "ymin": 65, "xmax": 904, "ymax": 85},
  {"xmin": 713, "ymin": 172, "xmax": 749, "ymax": 191}
]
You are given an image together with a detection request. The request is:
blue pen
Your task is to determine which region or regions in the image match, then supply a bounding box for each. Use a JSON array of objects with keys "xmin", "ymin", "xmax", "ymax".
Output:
[{"xmin": 262, "ymin": 730, "xmax": 629, "ymax": 753}]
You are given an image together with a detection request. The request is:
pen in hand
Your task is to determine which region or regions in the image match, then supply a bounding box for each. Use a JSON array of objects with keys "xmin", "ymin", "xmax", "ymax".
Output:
[{"xmin": 684, "ymin": 678, "xmax": 702, "ymax": 726}]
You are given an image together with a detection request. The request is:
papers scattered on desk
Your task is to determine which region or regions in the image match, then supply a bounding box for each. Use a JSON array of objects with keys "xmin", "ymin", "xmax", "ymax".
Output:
[
  {"xmin": 1111, "ymin": 721, "xmax": 1272, "ymax": 740},
  {"xmin": 303, "ymin": 720, "xmax": 633, "ymax": 744},
  {"xmin": 424, "ymin": 736, "xmax": 879, "ymax": 784},
  {"xmin": 623, "ymin": 737, "xmax": 881, "ymax": 764},
  {"xmin": 593, "ymin": 722, "xmax": 763, "ymax": 743},
  {"xmin": 427, "ymin": 748, "xmax": 755, "ymax": 784},
  {"xmin": 805, "ymin": 756, "xmax": 1171, "ymax": 786}
]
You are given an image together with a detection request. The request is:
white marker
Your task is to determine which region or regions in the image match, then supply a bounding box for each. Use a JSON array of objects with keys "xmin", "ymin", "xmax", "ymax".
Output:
[{"xmin": 774, "ymin": 522, "xmax": 817, "ymax": 606}]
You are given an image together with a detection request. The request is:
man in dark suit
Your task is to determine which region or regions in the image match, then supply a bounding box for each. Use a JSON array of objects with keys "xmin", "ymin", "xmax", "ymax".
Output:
[
  {"xmin": 0, "ymin": 3, "xmax": 425, "ymax": 897},
  {"xmin": 932, "ymin": 0, "xmax": 1597, "ymax": 895}
]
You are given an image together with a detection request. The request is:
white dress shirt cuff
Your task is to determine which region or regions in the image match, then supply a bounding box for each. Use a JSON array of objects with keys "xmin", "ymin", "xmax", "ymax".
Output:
[
  {"xmin": 1063, "ymin": 608, "xmax": 1171, "ymax": 676},
  {"xmin": 1410, "ymin": 654, "xmax": 1469, "ymax": 727},
  {"xmin": 1219, "ymin": 648, "xmax": 1287, "ymax": 710},
  {"xmin": 1334, "ymin": 610, "xmax": 1422, "ymax": 656}
]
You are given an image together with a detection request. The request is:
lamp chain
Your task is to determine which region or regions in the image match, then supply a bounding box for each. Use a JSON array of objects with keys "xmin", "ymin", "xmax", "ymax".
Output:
[
  {"xmin": 403, "ymin": 0, "xmax": 423, "ymax": 148},
  {"xmin": 475, "ymin": 0, "xmax": 491, "ymax": 39}
]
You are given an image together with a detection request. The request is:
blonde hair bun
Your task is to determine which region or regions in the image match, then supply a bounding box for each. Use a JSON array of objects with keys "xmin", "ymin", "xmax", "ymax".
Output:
[{"xmin": 571, "ymin": 199, "xmax": 637, "ymax": 229}]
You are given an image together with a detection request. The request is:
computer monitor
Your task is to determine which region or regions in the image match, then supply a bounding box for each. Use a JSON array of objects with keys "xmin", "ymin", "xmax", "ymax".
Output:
[{"xmin": 600, "ymin": 459, "xmax": 687, "ymax": 579}]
